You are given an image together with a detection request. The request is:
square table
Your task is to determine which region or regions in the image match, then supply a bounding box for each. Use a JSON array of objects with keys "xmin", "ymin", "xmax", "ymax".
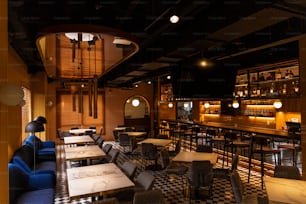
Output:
[
  {"xmin": 264, "ymin": 176, "xmax": 306, "ymax": 204},
  {"xmin": 64, "ymin": 135, "xmax": 95, "ymax": 145},
  {"xmin": 65, "ymin": 145, "xmax": 106, "ymax": 167},
  {"xmin": 137, "ymin": 138, "xmax": 172, "ymax": 147},
  {"xmin": 172, "ymin": 151, "xmax": 218, "ymax": 164},
  {"xmin": 66, "ymin": 163, "xmax": 135, "ymax": 200}
]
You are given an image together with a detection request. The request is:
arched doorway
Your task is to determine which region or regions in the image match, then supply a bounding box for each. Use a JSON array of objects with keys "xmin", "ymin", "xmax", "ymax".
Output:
[{"xmin": 124, "ymin": 95, "xmax": 150, "ymax": 132}]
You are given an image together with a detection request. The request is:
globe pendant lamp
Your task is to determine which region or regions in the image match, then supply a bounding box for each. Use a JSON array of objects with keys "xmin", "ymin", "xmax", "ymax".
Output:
[{"xmin": 34, "ymin": 116, "xmax": 47, "ymax": 124}]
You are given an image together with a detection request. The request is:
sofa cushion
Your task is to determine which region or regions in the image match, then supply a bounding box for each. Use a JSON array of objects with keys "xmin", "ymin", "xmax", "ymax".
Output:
[{"xmin": 16, "ymin": 188, "xmax": 54, "ymax": 204}]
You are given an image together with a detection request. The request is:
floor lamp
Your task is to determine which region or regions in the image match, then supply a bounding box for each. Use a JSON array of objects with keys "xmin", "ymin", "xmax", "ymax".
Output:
[{"xmin": 25, "ymin": 120, "xmax": 44, "ymax": 173}]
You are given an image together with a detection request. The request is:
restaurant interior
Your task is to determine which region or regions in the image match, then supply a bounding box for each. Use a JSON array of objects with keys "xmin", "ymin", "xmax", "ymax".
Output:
[{"xmin": 2, "ymin": 0, "xmax": 306, "ymax": 203}]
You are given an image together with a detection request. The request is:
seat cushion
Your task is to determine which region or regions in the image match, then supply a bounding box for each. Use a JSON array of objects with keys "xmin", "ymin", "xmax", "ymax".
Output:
[{"xmin": 16, "ymin": 188, "xmax": 54, "ymax": 204}]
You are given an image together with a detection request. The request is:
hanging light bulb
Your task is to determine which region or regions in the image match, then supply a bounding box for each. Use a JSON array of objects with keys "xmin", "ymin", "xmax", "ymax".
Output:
[
  {"xmin": 204, "ymin": 102, "xmax": 210, "ymax": 108},
  {"xmin": 168, "ymin": 102, "xmax": 173, "ymax": 108},
  {"xmin": 232, "ymin": 100, "xmax": 239, "ymax": 109},
  {"xmin": 273, "ymin": 100, "xmax": 282, "ymax": 109}
]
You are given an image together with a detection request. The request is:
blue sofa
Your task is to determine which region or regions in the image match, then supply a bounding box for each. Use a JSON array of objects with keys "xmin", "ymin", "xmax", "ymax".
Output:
[
  {"xmin": 23, "ymin": 135, "xmax": 56, "ymax": 161},
  {"xmin": 8, "ymin": 163, "xmax": 55, "ymax": 204},
  {"xmin": 11, "ymin": 145, "xmax": 56, "ymax": 181}
]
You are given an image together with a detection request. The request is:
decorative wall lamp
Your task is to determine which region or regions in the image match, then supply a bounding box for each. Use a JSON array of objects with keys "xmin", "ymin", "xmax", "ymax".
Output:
[
  {"xmin": 132, "ymin": 98, "xmax": 140, "ymax": 107},
  {"xmin": 273, "ymin": 100, "xmax": 282, "ymax": 109},
  {"xmin": 232, "ymin": 100, "xmax": 240, "ymax": 109},
  {"xmin": 204, "ymin": 102, "xmax": 210, "ymax": 109}
]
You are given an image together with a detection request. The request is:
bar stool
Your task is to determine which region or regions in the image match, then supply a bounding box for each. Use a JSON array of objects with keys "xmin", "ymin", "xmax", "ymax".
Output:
[
  {"xmin": 277, "ymin": 127, "xmax": 301, "ymax": 166},
  {"xmin": 248, "ymin": 134, "xmax": 281, "ymax": 188}
]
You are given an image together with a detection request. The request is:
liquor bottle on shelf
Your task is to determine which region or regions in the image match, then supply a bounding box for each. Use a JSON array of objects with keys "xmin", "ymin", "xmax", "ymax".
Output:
[{"xmin": 275, "ymin": 69, "xmax": 282, "ymax": 80}]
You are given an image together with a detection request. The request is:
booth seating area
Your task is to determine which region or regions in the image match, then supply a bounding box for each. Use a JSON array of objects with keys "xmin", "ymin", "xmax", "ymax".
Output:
[{"xmin": 8, "ymin": 135, "xmax": 57, "ymax": 204}]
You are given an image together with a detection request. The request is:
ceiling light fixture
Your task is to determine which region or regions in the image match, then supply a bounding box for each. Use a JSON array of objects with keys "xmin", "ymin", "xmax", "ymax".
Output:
[
  {"xmin": 169, "ymin": 15, "xmax": 179, "ymax": 24},
  {"xmin": 112, "ymin": 37, "xmax": 132, "ymax": 45},
  {"xmin": 132, "ymin": 98, "xmax": 140, "ymax": 107},
  {"xmin": 167, "ymin": 75, "xmax": 171, "ymax": 80},
  {"xmin": 65, "ymin": 32, "xmax": 94, "ymax": 42}
]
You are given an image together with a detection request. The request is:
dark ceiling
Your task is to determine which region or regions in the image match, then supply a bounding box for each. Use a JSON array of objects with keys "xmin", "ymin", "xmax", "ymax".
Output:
[{"xmin": 8, "ymin": 0, "xmax": 306, "ymax": 88}]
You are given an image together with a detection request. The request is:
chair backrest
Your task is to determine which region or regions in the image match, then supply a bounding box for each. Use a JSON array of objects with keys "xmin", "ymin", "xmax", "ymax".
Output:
[
  {"xmin": 195, "ymin": 144, "xmax": 213, "ymax": 153},
  {"xmin": 102, "ymin": 144, "xmax": 113, "ymax": 154},
  {"xmin": 174, "ymin": 139, "xmax": 181, "ymax": 154},
  {"xmin": 274, "ymin": 165, "xmax": 302, "ymax": 180},
  {"xmin": 121, "ymin": 161, "xmax": 137, "ymax": 179},
  {"xmin": 141, "ymin": 143, "xmax": 157, "ymax": 160},
  {"xmin": 85, "ymin": 130, "xmax": 93, "ymax": 136},
  {"xmin": 190, "ymin": 160, "xmax": 213, "ymax": 187},
  {"xmin": 231, "ymin": 154, "xmax": 239, "ymax": 171},
  {"xmin": 156, "ymin": 134, "xmax": 168, "ymax": 139},
  {"xmin": 135, "ymin": 171, "xmax": 155, "ymax": 191},
  {"xmin": 96, "ymin": 137, "xmax": 104, "ymax": 148},
  {"xmin": 133, "ymin": 189, "xmax": 164, "ymax": 204},
  {"xmin": 118, "ymin": 133, "xmax": 130, "ymax": 146},
  {"xmin": 57, "ymin": 128, "xmax": 63, "ymax": 138},
  {"xmin": 158, "ymin": 149, "xmax": 170, "ymax": 169},
  {"xmin": 230, "ymin": 170, "xmax": 244, "ymax": 204},
  {"xmin": 108, "ymin": 149, "xmax": 119, "ymax": 163}
]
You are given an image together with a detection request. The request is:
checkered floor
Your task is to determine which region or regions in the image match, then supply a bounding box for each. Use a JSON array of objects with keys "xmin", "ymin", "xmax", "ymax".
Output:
[{"xmin": 53, "ymin": 139, "xmax": 277, "ymax": 204}]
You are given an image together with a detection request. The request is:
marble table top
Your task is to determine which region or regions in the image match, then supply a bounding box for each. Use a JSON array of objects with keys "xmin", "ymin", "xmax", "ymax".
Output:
[
  {"xmin": 172, "ymin": 151, "xmax": 218, "ymax": 164},
  {"xmin": 64, "ymin": 145, "xmax": 106, "ymax": 161},
  {"xmin": 66, "ymin": 163, "xmax": 134, "ymax": 200},
  {"xmin": 64, "ymin": 135, "xmax": 95, "ymax": 145},
  {"xmin": 264, "ymin": 176, "xmax": 306, "ymax": 204},
  {"xmin": 137, "ymin": 138, "xmax": 172, "ymax": 147}
]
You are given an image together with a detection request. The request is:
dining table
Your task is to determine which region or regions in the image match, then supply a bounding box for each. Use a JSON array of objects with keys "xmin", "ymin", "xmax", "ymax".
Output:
[
  {"xmin": 64, "ymin": 145, "xmax": 106, "ymax": 168},
  {"xmin": 264, "ymin": 176, "xmax": 306, "ymax": 204},
  {"xmin": 66, "ymin": 163, "xmax": 135, "ymax": 200},
  {"xmin": 137, "ymin": 138, "xmax": 172, "ymax": 147},
  {"xmin": 64, "ymin": 135, "xmax": 95, "ymax": 145},
  {"xmin": 69, "ymin": 128, "xmax": 96, "ymax": 135},
  {"xmin": 172, "ymin": 151, "xmax": 218, "ymax": 164}
]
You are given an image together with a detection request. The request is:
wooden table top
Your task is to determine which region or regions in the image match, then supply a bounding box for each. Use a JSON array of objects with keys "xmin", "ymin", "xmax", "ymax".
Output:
[
  {"xmin": 264, "ymin": 176, "xmax": 306, "ymax": 204},
  {"xmin": 64, "ymin": 135, "xmax": 95, "ymax": 144},
  {"xmin": 137, "ymin": 138, "xmax": 172, "ymax": 147},
  {"xmin": 172, "ymin": 151, "xmax": 218, "ymax": 164},
  {"xmin": 64, "ymin": 145, "xmax": 106, "ymax": 161},
  {"xmin": 122, "ymin": 131, "xmax": 147, "ymax": 137},
  {"xmin": 66, "ymin": 163, "xmax": 134, "ymax": 200}
]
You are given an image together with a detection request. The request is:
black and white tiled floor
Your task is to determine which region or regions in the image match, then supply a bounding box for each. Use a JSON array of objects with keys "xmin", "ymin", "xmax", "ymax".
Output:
[{"xmin": 53, "ymin": 140, "xmax": 272, "ymax": 204}]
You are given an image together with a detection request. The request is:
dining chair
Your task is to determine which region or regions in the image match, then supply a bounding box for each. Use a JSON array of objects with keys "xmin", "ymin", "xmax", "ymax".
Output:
[
  {"xmin": 248, "ymin": 134, "xmax": 281, "ymax": 188},
  {"xmin": 140, "ymin": 143, "xmax": 159, "ymax": 170},
  {"xmin": 195, "ymin": 144, "xmax": 213, "ymax": 153},
  {"xmin": 230, "ymin": 170, "xmax": 268, "ymax": 204},
  {"xmin": 120, "ymin": 161, "xmax": 137, "ymax": 180},
  {"xmin": 118, "ymin": 133, "xmax": 131, "ymax": 153},
  {"xmin": 168, "ymin": 138, "xmax": 181, "ymax": 157},
  {"xmin": 102, "ymin": 144, "xmax": 113, "ymax": 154},
  {"xmin": 186, "ymin": 160, "xmax": 214, "ymax": 200},
  {"xmin": 133, "ymin": 189, "xmax": 164, "ymax": 204},
  {"xmin": 213, "ymin": 154, "xmax": 239, "ymax": 180}
]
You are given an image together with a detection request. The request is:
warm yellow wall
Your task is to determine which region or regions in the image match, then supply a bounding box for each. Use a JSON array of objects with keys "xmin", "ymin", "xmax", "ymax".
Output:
[
  {"xmin": 0, "ymin": 0, "xmax": 8, "ymax": 202},
  {"xmin": 104, "ymin": 82, "xmax": 154, "ymax": 140}
]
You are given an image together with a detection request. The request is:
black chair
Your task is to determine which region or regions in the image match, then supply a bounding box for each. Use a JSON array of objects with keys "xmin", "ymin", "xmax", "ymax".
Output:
[
  {"xmin": 186, "ymin": 160, "xmax": 214, "ymax": 200},
  {"xmin": 133, "ymin": 189, "xmax": 164, "ymax": 204},
  {"xmin": 195, "ymin": 144, "xmax": 213, "ymax": 153},
  {"xmin": 158, "ymin": 149, "xmax": 188, "ymax": 181},
  {"xmin": 118, "ymin": 133, "xmax": 131, "ymax": 153},
  {"xmin": 213, "ymin": 154, "xmax": 239, "ymax": 180},
  {"xmin": 92, "ymin": 127, "xmax": 103, "ymax": 142},
  {"xmin": 102, "ymin": 144, "xmax": 113, "ymax": 154},
  {"xmin": 230, "ymin": 170, "xmax": 268, "ymax": 204},
  {"xmin": 168, "ymin": 138, "xmax": 182, "ymax": 157},
  {"xmin": 223, "ymin": 131, "xmax": 249, "ymax": 167},
  {"xmin": 248, "ymin": 134, "xmax": 281, "ymax": 188},
  {"xmin": 120, "ymin": 161, "xmax": 137, "ymax": 180},
  {"xmin": 140, "ymin": 143, "xmax": 159, "ymax": 170},
  {"xmin": 274, "ymin": 165, "xmax": 301, "ymax": 180},
  {"xmin": 277, "ymin": 127, "xmax": 301, "ymax": 166}
]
